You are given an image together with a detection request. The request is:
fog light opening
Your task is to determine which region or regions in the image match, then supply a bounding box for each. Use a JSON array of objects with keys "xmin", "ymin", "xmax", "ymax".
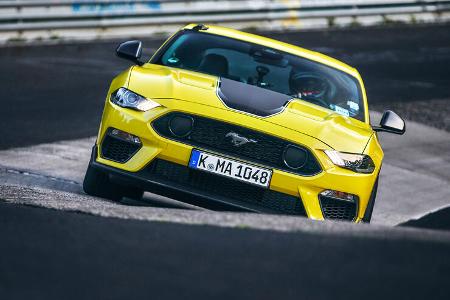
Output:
[
  {"xmin": 283, "ymin": 145, "xmax": 308, "ymax": 170},
  {"xmin": 108, "ymin": 128, "xmax": 141, "ymax": 145},
  {"xmin": 168, "ymin": 115, "xmax": 194, "ymax": 138}
]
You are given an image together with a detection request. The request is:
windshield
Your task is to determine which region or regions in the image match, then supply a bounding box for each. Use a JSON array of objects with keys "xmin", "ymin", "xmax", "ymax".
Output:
[{"xmin": 153, "ymin": 30, "xmax": 365, "ymax": 121}]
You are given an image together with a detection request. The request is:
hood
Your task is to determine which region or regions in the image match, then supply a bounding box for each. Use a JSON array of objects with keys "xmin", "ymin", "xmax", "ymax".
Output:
[{"xmin": 128, "ymin": 64, "xmax": 373, "ymax": 153}]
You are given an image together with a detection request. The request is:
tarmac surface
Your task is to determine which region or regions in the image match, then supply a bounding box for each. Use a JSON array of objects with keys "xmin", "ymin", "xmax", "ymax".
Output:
[
  {"xmin": 402, "ymin": 206, "xmax": 450, "ymax": 231},
  {"xmin": 1, "ymin": 201, "xmax": 449, "ymax": 300},
  {"xmin": 1, "ymin": 24, "xmax": 450, "ymax": 299}
]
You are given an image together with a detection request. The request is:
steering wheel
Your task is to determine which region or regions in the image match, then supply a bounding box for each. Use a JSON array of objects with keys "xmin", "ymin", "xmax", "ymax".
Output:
[{"xmin": 290, "ymin": 72, "xmax": 333, "ymax": 109}]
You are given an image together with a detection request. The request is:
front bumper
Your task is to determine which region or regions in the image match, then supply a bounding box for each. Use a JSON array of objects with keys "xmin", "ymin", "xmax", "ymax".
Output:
[
  {"xmin": 91, "ymin": 146, "xmax": 306, "ymax": 214},
  {"xmin": 94, "ymin": 99, "xmax": 381, "ymax": 222}
]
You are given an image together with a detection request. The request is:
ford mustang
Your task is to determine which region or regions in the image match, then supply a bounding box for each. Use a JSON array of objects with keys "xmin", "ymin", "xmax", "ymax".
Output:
[{"xmin": 83, "ymin": 24, "xmax": 405, "ymax": 222}]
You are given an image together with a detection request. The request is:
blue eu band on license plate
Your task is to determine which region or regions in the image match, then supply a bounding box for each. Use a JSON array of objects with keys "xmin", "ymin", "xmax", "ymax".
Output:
[{"xmin": 189, "ymin": 149, "xmax": 272, "ymax": 188}]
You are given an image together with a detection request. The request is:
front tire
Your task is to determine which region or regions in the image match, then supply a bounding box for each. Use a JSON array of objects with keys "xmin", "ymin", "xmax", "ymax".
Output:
[
  {"xmin": 362, "ymin": 176, "xmax": 379, "ymax": 223},
  {"xmin": 83, "ymin": 164, "xmax": 143, "ymax": 202}
]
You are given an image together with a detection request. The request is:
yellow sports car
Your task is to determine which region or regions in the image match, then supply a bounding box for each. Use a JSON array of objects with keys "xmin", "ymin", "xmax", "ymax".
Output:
[{"xmin": 83, "ymin": 24, "xmax": 405, "ymax": 222}]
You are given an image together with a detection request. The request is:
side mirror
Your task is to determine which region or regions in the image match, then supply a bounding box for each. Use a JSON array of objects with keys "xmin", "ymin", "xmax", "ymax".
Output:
[
  {"xmin": 373, "ymin": 110, "xmax": 406, "ymax": 135},
  {"xmin": 116, "ymin": 40, "xmax": 143, "ymax": 65}
]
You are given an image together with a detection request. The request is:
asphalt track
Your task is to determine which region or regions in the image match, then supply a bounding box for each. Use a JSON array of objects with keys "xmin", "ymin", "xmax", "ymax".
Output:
[
  {"xmin": 1, "ymin": 201, "xmax": 450, "ymax": 300},
  {"xmin": 1, "ymin": 24, "xmax": 450, "ymax": 299},
  {"xmin": 402, "ymin": 206, "xmax": 450, "ymax": 231}
]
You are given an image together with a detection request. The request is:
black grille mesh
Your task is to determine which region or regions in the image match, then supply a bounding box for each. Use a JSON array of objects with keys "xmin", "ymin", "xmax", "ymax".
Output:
[
  {"xmin": 145, "ymin": 159, "xmax": 306, "ymax": 215},
  {"xmin": 101, "ymin": 135, "xmax": 141, "ymax": 163},
  {"xmin": 152, "ymin": 113, "xmax": 321, "ymax": 176},
  {"xmin": 319, "ymin": 196, "xmax": 357, "ymax": 221}
]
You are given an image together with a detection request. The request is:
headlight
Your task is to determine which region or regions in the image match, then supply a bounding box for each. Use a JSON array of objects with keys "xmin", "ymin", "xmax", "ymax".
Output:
[
  {"xmin": 324, "ymin": 150, "xmax": 375, "ymax": 174},
  {"xmin": 110, "ymin": 87, "xmax": 161, "ymax": 112}
]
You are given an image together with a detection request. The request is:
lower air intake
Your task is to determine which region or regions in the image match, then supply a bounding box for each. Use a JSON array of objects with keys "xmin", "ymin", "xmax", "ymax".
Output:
[
  {"xmin": 101, "ymin": 135, "xmax": 141, "ymax": 163},
  {"xmin": 319, "ymin": 195, "xmax": 357, "ymax": 221},
  {"xmin": 145, "ymin": 159, "xmax": 306, "ymax": 216}
]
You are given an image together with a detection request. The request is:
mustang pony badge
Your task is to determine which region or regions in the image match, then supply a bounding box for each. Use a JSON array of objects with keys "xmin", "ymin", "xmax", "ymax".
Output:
[{"xmin": 225, "ymin": 132, "xmax": 257, "ymax": 147}]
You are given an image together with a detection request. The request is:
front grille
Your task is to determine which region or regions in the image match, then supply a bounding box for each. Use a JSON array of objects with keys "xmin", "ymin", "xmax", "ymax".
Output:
[
  {"xmin": 319, "ymin": 196, "xmax": 357, "ymax": 221},
  {"xmin": 101, "ymin": 135, "xmax": 141, "ymax": 163},
  {"xmin": 144, "ymin": 159, "xmax": 306, "ymax": 215},
  {"xmin": 152, "ymin": 113, "xmax": 322, "ymax": 176}
]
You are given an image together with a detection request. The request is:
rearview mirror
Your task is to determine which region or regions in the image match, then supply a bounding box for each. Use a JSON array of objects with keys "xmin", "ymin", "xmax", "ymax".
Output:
[
  {"xmin": 116, "ymin": 40, "xmax": 143, "ymax": 65},
  {"xmin": 373, "ymin": 110, "xmax": 405, "ymax": 135}
]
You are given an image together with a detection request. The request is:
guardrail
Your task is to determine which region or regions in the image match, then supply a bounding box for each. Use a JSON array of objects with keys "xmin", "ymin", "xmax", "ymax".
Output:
[{"xmin": 1, "ymin": 0, "xmax": 450, "ymax": 42}]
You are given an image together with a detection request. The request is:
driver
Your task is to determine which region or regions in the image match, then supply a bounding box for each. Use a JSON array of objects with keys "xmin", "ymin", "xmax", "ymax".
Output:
[{"xmin": 289, "ymin": 72, "xmax": 329, "ymax": 103}]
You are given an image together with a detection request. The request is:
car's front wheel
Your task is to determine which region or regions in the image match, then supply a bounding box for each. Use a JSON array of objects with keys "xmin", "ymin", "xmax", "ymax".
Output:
[
  {"xmin": 83, "ymin": 164, "xmax": 143, "ymax": 202},
  {"xmin": 362, "ymin": 176, "xmax": 379, "ymax": 223}
]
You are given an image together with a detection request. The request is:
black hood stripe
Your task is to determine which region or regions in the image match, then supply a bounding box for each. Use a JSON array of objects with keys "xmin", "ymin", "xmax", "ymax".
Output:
[{"xmin": 217, "ymin": 78, "xmax": 292, "ymax": 117}]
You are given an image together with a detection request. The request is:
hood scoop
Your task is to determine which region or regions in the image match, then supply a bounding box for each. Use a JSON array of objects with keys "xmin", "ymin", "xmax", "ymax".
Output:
[{"xmin": 217, "ymin": 78, "xmax": 292, "ymax": 117}]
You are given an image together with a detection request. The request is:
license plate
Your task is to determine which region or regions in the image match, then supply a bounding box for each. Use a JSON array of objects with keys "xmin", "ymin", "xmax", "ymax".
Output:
[{"xmin": 188, "ymin": 149, "xmax": 272, "ymax": 188}]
